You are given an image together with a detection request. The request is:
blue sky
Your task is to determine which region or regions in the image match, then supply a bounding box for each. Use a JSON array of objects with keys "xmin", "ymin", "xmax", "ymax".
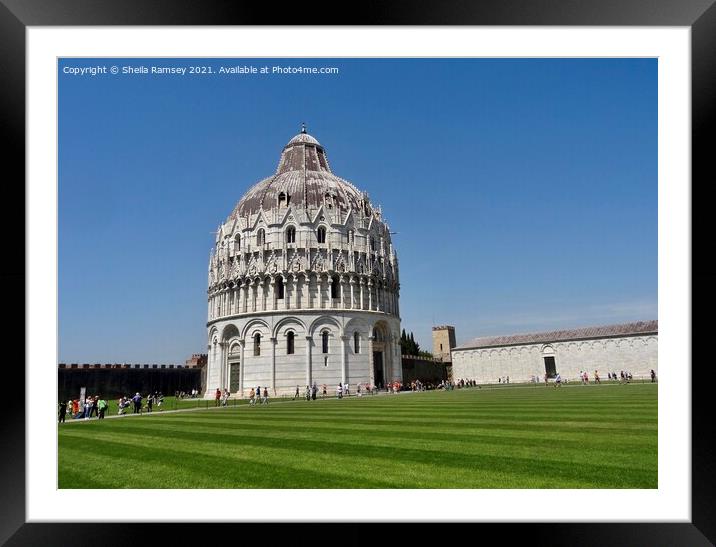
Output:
[{"xmin": 58, "ymin": 58, "xmax": 657, "ymax": 363}]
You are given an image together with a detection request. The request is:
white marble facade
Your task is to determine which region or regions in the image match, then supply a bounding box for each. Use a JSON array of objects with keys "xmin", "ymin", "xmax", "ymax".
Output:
[
  {"xmin": 451, "ymin": 322, "xmax": 658, "ymax": 384},
  {"xmin": 204, "ymin": 128, "xmax": 402, "ymax": 397}
]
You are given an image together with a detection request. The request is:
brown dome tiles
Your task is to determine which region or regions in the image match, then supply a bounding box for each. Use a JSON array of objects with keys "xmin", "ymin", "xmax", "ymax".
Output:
[{"xmin": 228, "ymin": 131, "xmax": 367, "ymax": 219}]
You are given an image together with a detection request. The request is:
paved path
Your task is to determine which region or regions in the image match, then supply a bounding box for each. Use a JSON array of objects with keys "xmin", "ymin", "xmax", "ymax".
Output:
[{"xmin": 58, "ymin": 391, "xmax": 395, "ymax": 424}]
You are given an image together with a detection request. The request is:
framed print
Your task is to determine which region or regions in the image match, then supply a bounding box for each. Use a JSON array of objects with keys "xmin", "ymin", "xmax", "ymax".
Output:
[{"xmin": 2, "ymin": 1, "xmax": 714, "ymax": 545}]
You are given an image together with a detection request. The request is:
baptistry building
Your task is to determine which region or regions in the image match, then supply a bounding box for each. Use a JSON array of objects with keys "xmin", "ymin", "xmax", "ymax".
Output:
[{"xmin": 204, "ymin": 127, "xmax": 402, "ymax": 397}]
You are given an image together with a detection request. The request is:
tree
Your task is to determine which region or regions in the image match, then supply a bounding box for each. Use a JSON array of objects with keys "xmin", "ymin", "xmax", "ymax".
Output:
[
  {"xmin": 400, "ymin": 330, "xmax": 410, "ymax": 355},
  {"xmin": 400, "ymin": 330, "xmax": 421, "ymax": 356},
  {"xmin": 410, "ymin": 333, "xmax": 420, "ymax": 355}
]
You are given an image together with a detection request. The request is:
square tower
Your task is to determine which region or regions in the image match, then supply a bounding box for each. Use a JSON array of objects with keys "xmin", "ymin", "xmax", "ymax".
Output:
[{"xmin": 432, "ymin": 325, "xmax": 456, "ymax": 362}]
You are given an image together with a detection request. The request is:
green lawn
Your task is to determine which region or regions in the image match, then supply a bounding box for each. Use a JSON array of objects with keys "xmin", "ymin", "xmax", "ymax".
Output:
[{"xmin": 57, "ymin": 383, "xmax": 657, "ymax": 489}]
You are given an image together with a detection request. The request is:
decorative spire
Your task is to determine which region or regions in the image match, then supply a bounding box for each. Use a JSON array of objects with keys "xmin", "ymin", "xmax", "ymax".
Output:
[{"xmin": 301, "ymin": 122, "xmax": 307, "ymax": 134}]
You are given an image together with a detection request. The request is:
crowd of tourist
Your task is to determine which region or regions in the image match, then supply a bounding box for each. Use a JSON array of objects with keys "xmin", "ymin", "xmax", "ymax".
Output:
[
  {"xmin": 58, "ymin": 394, "xmax": 109, "ymax": 422},
  {"xmin": 60, "ymin": 395, "xmax": 102, "ymax": 422},
  {"xmin": 247, "ymin": 386, "xmax": 270, "ymax": 406},
  {"xmin": 117, "ymin": 391, "xmax": 165, "ymax": 415},
  {"xmin": 449, "ymin": 379, "xmax": 480, "ymax": 389},
  {"xmin": 58, "ymin": 391, "xmax": 166, "ymax": 423},
  {"xmin": 213, "ymin": 388, "xmax": 233, "ymax": 406}
]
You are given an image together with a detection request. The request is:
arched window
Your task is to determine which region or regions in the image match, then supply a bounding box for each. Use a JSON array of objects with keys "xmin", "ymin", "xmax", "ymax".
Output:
[
  {"xmin": 276, "ymin": 277, "xmax": 284, "ymax": 299},
  {"xmin": 287, "ymin": 331, "xmax": 295, "ymax": 355},
  {"xmin": 370, "ymin": 237, "xmax": 375, "ymax": 252},
  {"xmin": 354, "ymin": 332, "xmax": 360, "ymax": 354},
  {"xmin": 286, "ymin": 226, "xmax": 296, "ymax": 244},
  {"xmin": 331, "ymin": 275, "xmax": 339, "ymax": 299},
  {"xmin": 373, "ymin": 328, "xmax": 384, "ymax": 342},
  {"xmin": 234, "ymin": 233, "xmax": 241, "ymax": 252},
  {"xmin": 317, "ymin": 226, "xmax": 326, "ymax": 244},
  {"xmin": 322, "ymin": 331, "xmax": 329, "ymax": 354},
  {"xmin": 256, "ymin": 228, "xmax": 265, "ymax": 246},
  {"xmin": 348, "ymin": 230, "xmax": 354, "ymax": 244},
  {"xmin": 253, "ymin": 333, "xmax": 261, "ymax": 356},
  {"xmin": 278, "ymin": 192, "xmax": 287, "ymax": 207}
]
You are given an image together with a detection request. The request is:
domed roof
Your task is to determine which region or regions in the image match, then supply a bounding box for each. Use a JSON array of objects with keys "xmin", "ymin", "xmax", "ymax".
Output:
[
  {"xmin": 287, "ymin": 131, "xmax": 320, "ymax": 145},
  {"xmin": 229, "ymin": 127, "xmax": 369, "ymax": 219}
]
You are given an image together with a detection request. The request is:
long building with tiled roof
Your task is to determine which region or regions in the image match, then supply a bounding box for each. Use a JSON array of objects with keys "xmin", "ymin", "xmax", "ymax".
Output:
[
  {"xmin": 451, "ymin": 320, "xmax": 657, "ymax": 384},
  {"xmin": 454, "ymin": 320, "xmax": 658, "ymax": 350}
]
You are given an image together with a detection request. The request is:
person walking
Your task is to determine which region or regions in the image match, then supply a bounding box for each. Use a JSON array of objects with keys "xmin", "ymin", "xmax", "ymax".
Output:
[
  {"xmin": 336, "ymin": 383, "xmax": 343, "ymax": 399},
  {"xmin": 215, "ymin": 388, "xmax": 221, "ymax": 407},
  {"xmin": 97, "ymin": 397, "xmax": 107, "ymax": 419},
  {"xmin": 58, "ymin": 400, "xmax": 67, "ymax": 423},
  {"xmin": 146, "ymin": 394, "xmax": 153, "ymax": 413},
  {"xmin": 262, "ymin": 387, "xmax": 269, "ymax": 405},
  {"xmin": 293, "ymin": 385, "xmax": 300, "ymax": 400},
  {"xmin": 650, "ymin": 369, "xmax": 657, "ymax": 382},
  {"xmin": 249, "ymin": 388, "xmax": 256, "ymax": 406},
  {"xmin": 305, "ymin": 385, "xmax": 311, "ymax": 401},
  {"xmin": 132, "ymin": 393, "xmax": 142, "ymax": 414},
  {"xmin": 311, "ymin": 383, "xmax": 317, "ymax": 401},
  {"xmin": 322, "ymin": 384, "xmax": 327, "ymax": 398},
  {"xmin": 90, "ymin": 396, "xmax": 99, "ymax": 418},
  {"xmin": 554, "ymin": 373, "xmax": 562, "ymax": 387}
]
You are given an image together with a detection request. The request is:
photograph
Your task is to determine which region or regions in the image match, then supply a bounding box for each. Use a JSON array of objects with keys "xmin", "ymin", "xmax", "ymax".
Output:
[
  {"xmin": 56, "ymin": 56, "xmax": 658, "ymax": 490},
  {"xmin": 1, "ymin": 6, "xmax": 708, "ymax": 542}
]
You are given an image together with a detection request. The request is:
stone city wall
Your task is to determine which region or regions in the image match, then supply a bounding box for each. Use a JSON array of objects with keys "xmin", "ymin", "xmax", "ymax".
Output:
[
  {"xmin": 58, "ymin": 366, "xmax": 202, "ymax": 401},
  {"xmin": 400, "ymin": 355, "xmax": 449, "ymax": 385}
]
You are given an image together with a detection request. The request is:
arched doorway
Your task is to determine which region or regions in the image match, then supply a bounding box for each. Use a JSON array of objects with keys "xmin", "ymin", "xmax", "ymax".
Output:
[
  {"xmin": 372, "ymin": 325, "xmax": 386, "ymax": 388},
  {"xmin": 228, "ymin": 342, "xmax": 241, "ymax": 392},
  {"xmin": 542, "ymin": 345, "xmax": 556, "ymax": 379},
  {"xmin": 222, "ymin": 324, "xmax": 240, "ymax": 391}
]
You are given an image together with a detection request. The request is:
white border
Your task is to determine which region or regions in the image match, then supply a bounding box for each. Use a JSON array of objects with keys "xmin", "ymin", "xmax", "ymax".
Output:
[{"xmin": 27, "ymin": 27, "xmax": 690, "ymax": 522}]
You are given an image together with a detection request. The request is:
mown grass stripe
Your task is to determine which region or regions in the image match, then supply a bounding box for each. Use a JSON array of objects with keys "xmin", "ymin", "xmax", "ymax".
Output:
[
  {"xmin": 58, "ymin": 383, "xmax": 657, "ymax": 488},
  {"xmin": 64, "ymin": 416, "xmax": 656, "ymax": 457}
]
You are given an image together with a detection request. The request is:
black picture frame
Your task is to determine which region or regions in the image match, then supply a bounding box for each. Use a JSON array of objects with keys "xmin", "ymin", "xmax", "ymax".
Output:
[{"xmin": 2, "ymin": 1, "xmax": 713, "ymax": 545}]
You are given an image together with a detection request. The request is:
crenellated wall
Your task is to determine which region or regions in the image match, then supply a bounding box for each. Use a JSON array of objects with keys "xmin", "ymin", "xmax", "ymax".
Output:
[{"xmin": 57, "ymin": 367, "xmax": 202, "ymax": 401}]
